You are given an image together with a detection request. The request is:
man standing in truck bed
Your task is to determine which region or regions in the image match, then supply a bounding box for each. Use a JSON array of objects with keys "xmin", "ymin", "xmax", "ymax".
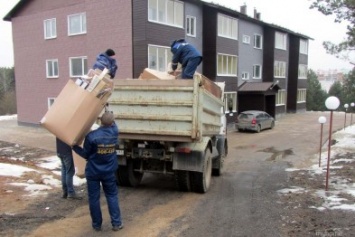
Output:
[{"xmin": 170, "ymin": 38, "xmax": 202, "ymax": 79}]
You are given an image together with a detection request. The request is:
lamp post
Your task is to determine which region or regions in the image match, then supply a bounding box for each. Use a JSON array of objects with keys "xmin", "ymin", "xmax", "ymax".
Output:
[
  {"xmin": 351, "ymin": 103, "xmax": 355, "ymax": 125},
  {"xmin": 325, "ymin": 96, "xmax": 340, "ymax": 191},
  {"xmin": 344, "ymin": 103, "xmax": 349, "ymax": 130},
  {"xmin": 318, "ymin": 116, "xmax": 326, "ymax": 167}
]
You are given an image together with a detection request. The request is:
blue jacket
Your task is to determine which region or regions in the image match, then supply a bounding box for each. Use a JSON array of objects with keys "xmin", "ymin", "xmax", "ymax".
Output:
[
  {"xmin": 92, "ymin": 53, "xmax": 118, "ymax": 78},
  {"xmin": 73, "ymin": 123, "xmax": 119, "ymax": 177},
  {"xmin": 171, "ymin": 39, "xmax": 202, "ymax": 70}
]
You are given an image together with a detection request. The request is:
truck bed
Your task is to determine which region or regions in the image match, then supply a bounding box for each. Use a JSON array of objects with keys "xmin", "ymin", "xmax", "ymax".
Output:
[{"xmin": 108, "ymin": 77, "xmax": 223, "ymax": 142}]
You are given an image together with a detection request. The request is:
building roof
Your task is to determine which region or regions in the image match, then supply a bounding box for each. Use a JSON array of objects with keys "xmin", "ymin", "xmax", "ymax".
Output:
[
  {"xmin": 238, "ymin": 82, "xmax": 280, "ymax": 92},
  {"xmin": 3, "ymin": 0, "xmax": 27, "ymax": 21},
  {"xmin": 202, "ymin": 1, "xmax": 313, "ymax": 40},
  {"xmin": 3, "ymin": 0, "xmax": 313, "ymax": 40}
]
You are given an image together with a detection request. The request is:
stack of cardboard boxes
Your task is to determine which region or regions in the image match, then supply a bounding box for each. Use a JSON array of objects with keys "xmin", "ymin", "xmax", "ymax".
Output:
[{"xmin": 41, "ymin": 69, "xmax": 113, "ymax": 146}]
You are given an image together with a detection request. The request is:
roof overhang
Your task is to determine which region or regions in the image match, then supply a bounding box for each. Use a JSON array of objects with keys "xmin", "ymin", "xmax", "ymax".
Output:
[{"xmin": 238, "ymin": 81, "xmax": 280, "ymax": 95}]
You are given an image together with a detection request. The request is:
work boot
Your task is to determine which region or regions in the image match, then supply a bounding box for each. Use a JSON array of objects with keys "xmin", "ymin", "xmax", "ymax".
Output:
[
  {"xmin": 112, "ymin": 224, "xmax": 123, "ymax": 231},
  {"xmin": 93, "ymin": 227, "xmax": 102, "ymax": 232},
  {"xmin": 67, "ymin": 193, "xmax": 82, "ymax": 200},
  {"xmin": 61, "ymin": 192, "xmax": 67, "ymax": 199}
]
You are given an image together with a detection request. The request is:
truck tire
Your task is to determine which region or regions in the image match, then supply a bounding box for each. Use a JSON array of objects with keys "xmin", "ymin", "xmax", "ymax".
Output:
[
  {"xmin": 190, "ymin": 147, "xmax": 212, "ymax": 193},
  {"xmin": 116, "ymin": 160, "xmax": 143, "ymax": 187},
  {"xmin": 212, "ymin": 139, "xmax": 227, "ymax": 176},
  {"xmin": 174, "ymin": 170, "xmax": 191, "ymax": 192}
]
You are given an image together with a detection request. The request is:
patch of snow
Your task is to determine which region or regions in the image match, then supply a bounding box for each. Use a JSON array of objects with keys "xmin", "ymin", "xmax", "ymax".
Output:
[{"xmin": 0, "ymin": 163, "xmax": 39, "ymax": 177}]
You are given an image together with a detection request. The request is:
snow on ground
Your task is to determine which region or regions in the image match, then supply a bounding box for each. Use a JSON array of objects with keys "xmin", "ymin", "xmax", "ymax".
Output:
[
  {"xmin": 0, "ymin": 155, "xmax": 86, "ymax": 197},
  {"xmin": 279, "ymin": 125, "xmax": 355, "ymax": 212},
  {"xmin": 0, "ymin": 114, "xmax": 17, "ymax": 121}
]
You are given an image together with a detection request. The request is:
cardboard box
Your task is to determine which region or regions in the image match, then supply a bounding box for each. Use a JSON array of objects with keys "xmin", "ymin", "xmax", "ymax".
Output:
[
  {"xmin": 73, "ymin": 150, "xmax": 86, "ymax": 178},
  {"xmin": 139, "ymin": 68, "xmax": 176, "ymax": 80},
  {"xmin": 41, "ymin": 80, "xmax": 110, "ymax": 146}
]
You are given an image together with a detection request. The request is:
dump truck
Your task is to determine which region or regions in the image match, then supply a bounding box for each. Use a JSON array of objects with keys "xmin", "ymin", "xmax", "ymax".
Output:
[{"xmin": 108, "ymin": 75, "xmax": 228, "ymax": 193}]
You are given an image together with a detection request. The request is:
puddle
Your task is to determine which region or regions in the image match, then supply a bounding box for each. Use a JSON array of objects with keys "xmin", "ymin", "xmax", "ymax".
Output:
[{"xmin": 259, "ymin": 146, "xmax": 294, "ymax": 161}]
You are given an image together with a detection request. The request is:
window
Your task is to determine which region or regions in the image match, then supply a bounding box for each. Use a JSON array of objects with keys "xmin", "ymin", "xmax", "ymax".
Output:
[
  {"xmin": 68, "ymin": 13, "xmax": 86, "ymax": 35},
  {"xmin": 148, "ymin": 0, "xmax": 183, "ymax": 27},
  {"xmin": 298, "ymin": 64, "xmax": 307, "ymax": 79},
  {"xmin": 275, "ymin": 32, "xmax": 287, "ymax": 50},
  {"xmin": 253, "ymin": 64, "xmax": 262, "ymax": 79},
  {"xmin": 46, "ymin": 59, "xmax": 59, "ymax": 78},
  {"xmin": 69, "ymin": 57, "xmax": 87, "ymax": 77},
  {"xmin": 300, "ymin": 39, "xmax": 308, "ymax": 55},
  {"xmin": 242, "ymin": 72, "xmax": 249, "ymax": 80},
  {"xmin": 243, "ymin": 35, "xmax": 250, "ymax": 44},
  {"xmin": 224, "ymin": 92, "xmax": 237, "ymax": 113},
  {"xmin": 217, "ymin": 53, "xmax": 237, "ymax": 76},
  {"xmin": 297, "ymin": 89, "xmax": 306, "ymax": 103},
  {"xmin": 274, "ymin": 61, "xmax": 286, "ymax": 78},
  {"xmin": 44, "ymin": 18, "xmax": 56, "ymax": 39},
  {"xmin": 186, "ymin": 16, "xmax": 196, "ymax": 37},
  {"xmin": 254, "ymin": 34, "xmax": 262, "ymax": 49},
  {"xmin": 48, "ymin": 98, "xmax": 55, "ymax": 109},
  {"xmin": 276, "ymin": 89, "xmax": 286, "ymax": 105},
  {"xmin": 218, "ymin": 14, "xmax": 238, "ymax": 40},
  {"xmin": 148, "ymin": 45, "xmax": 173, "ymax": 72}
]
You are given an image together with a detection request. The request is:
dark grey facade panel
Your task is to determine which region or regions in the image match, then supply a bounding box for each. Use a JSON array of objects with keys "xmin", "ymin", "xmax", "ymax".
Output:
[{"xmin": 238, "ymin": 20, "xmax": 263, "ymax": 86}]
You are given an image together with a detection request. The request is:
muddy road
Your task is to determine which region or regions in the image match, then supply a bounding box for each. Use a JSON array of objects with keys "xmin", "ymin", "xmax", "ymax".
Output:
[{"xmin": 0, "ymin": 112, "xmax": 348, "ymax": 236}]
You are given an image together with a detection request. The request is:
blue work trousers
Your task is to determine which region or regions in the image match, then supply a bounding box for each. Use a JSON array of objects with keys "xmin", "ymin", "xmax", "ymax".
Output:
[
  {"xmin": 86, "ymin": 172, "xmax": 122, "ymax": 229},
  {"xmin": 58, "ymin": 154, "xmax": 75, "ymax": 195},
  {"xmin": 181, "ymin": 56, "xmax": 202, "ymax": 79}
]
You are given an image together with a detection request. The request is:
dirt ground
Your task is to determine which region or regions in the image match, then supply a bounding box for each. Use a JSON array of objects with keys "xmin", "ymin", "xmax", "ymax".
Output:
[{"xmin": 1, "ymin": 114, "xmax": 355, "ymax": 236}]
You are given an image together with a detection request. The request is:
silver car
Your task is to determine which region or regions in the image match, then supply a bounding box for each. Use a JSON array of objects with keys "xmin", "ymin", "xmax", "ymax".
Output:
[{"xmin": 235, "ymin": 110, "xmax": 275, "ymax": 133}]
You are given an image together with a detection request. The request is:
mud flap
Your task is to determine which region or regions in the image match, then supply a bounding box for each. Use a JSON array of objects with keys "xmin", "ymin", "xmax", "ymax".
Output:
[
  {"xmin": 172, "ymin": 137, "xmax": 210, "ymax": 172},
  {"xmin": 173, "ymin": 150, "xmax": 204, "ymax": 172}
]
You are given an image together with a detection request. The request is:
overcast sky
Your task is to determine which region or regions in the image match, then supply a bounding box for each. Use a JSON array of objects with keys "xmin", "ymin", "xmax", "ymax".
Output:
[{"xmin": 1, "ymin": 0, "xmax": 353, "ymax": 71}]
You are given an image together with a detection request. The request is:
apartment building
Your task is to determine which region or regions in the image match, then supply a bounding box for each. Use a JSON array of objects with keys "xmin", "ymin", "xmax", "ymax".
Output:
[{"xmin": 4, "ymin": 0, "xmax": 311, "ymax": 125}]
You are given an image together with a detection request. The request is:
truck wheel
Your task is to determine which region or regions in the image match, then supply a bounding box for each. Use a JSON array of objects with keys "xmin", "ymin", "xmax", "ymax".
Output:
[
  {"xmin": 175, "ymin": 170, "xmax": 191, "ymax": 192},
  {"xmin": 212, "ymin": 139, "xmax": 227, "ymax": 176},
  {"xmin": 117, "ymin": 160, "xmax": 143, "ymax": 187},
  {"xmin": 190, "ymin": 147, "xmax": 212, "ymax": 193}
]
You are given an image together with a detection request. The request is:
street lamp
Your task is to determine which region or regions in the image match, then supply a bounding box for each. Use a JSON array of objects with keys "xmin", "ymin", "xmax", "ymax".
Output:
[
  {"xmin": 325, "ymin": 96, "xmax": 340, "ymax": 191},
  {"xmin": 344, "ymin": 103, "xmax": 349, "ymax": 130},
  {"xmin": 318, "ymin": 116, "xmax": 326, "ymax": 167},
  {"xmin": 351, "ymin": 103, "xmax": 355, "ymax": 125}
]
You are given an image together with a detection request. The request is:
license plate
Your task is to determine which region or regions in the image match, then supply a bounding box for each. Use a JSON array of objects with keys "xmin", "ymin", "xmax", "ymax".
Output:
[{"xmin": 116, "ymin": 150, "xmax": 124, "ymax": 155}]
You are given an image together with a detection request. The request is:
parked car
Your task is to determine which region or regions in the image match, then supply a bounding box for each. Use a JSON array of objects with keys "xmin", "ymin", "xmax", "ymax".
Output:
[{"xmin": 235, "ymin": 110, "xmax": 275, "ymax": 133}]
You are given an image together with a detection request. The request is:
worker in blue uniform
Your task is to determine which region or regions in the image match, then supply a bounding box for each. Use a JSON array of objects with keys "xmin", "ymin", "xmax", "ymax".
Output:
[
  {"xmin": 72, "ymin": 111, "xmax": 123, "ymax": 232},
  {"xmin": 170, "ymin": 38, "xmax": 202, "ymax": 79}
]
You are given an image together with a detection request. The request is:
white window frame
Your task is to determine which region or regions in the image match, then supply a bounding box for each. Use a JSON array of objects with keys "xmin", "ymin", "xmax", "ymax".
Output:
[
  {"xmin": 186, "ymin": 15, "xmax": 196, "ymax": 37},
  {"xmin": 254, "ymin": 34, "xmax": 262, "ymax": 49},
  {"xmin": 241, "ymin": 72, "xmax": 250, "ymax": 80},
  {"xmin": 276, "ymin": 89, "xmax": 286, "ymax": 105},
  {"xmin": 224, "ymin": 91, "xmax": 237, "ymax": 113},
  {"xmin": 300, "ymin": 39, "xmax": 308, "ymax": 55},
  {"xmin": 298, "ymin": 64, "xmax": 308, "ymax": 79},
  {"xmin": 274, "ymin": 61, "xmax": 286, "ymax": 78},
  {"xmin": 148, "ymin": 44, "xmax": 173, "ymax": 72},
  {"xmin": 253, "ymin": 64, "xmax": 262, "ymax": 79},
  {"xmin": 46, "ymin": 59, "xmax": 59, "ymax": 78},
  {"xmin": 218, "ymin": 13, "xmax": 238, "ymax": 40},
  {"xmin": 69, "ymin": 56, "xmax": 87, "ymax": 77},
  {"xmin": 217, "ymin": 53, "xmax": 237, "ymax": 76},
  {"xmin": 44, "ymin": 18, "xmax": 57, "ymax": 39},
  {"xmin": 68, "ymin": 12, "xmax": 87, "ymax": 36},
  {"xmin": 242, "ymin": 35, "xmax": 250, "ymax": 44},
  {"xmin": 48, "ymin": 97, "xmax": 56, "ymax": 109},
  {"xmin": 275, "ymin": 32, "xmax": 287, "ymax": 50},
  {"xmin": 297, "ymin": 89, "xmax": 306, "ymax": 103},
  {"xmin": 148, "ymin": 0, "xmax": 184, "ymax": 28}
]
